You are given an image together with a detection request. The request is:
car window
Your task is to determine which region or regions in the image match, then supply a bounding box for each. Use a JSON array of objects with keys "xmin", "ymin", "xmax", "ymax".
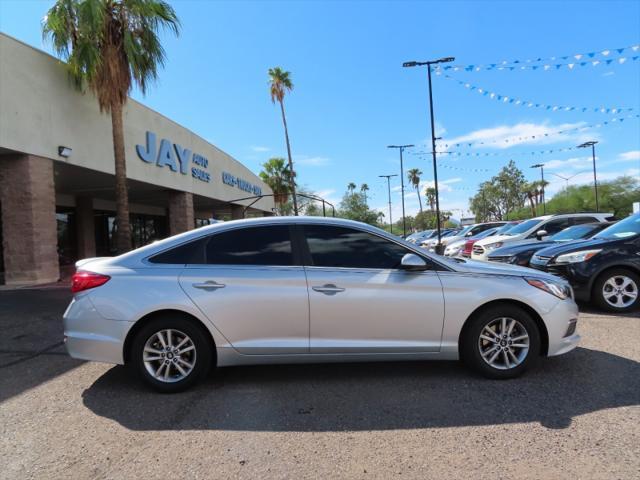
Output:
[
  {"xmin": 572, "ymin": 216, "xmax": 598, "ymax": 225},
  {"xmin": 148, "ymin": 238, "xmax": 206, "ymax": 264},
  {"xmin": 204, "ymin": 225, "xmax": 293, "ymax": 266},
  {"xmin": 304, "ymin": 225, "xmax": 413, "ymax": 269},
  {"xmin": 503, "ymin": 219, "xmax": 542, "ymax": 235},
  {"xmin": 538, "ymin": 218, "xmax": 571, "ymax": 236}
]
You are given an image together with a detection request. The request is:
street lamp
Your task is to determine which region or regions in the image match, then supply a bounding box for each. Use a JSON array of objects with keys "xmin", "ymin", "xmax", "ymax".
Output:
[
  {"xmin": 531, "ymin": 163, "xmax": 546, "ymax": 215},
  {"xmin": 379, "ymin": 174, "xmax": 398, "ymax": 234},
  {"xmin": 550, "ymin": 171, "xmax": 589, "ymax": 203},
  {"xmin": 387, "ymin": 144, "xmax": 414, "ymax": 237},
  {"xmin": 403, "ymin": 56, "xmax": 455, "ymax": 254},
  {"xmin": 577, "ymin": 140, "xmax": 599, "ymax": 212}
]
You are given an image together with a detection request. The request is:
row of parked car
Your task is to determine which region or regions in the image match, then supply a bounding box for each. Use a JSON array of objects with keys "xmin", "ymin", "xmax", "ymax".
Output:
[{"xmin": 406, "ymin": 212, "xmax": 640, "ymax": 313}]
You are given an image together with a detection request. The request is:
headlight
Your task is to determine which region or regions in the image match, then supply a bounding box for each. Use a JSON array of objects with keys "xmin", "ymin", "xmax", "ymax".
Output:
[
  {"xmin": 525, "ymin": 277, "xmax": 571, "ymax": 300},
  {"xmin": 484, "ymin": 241, "xmax": 504, "ymax": 250},
  {"xmin": 554, "ymin": 249, "xmax": 602, "ymax": 264}
]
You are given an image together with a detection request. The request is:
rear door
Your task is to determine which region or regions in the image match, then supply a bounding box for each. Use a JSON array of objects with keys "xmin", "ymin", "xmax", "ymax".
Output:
[
  {"xmin": 178, "ymin": 224, "xmax": 309, "ymax": 354},
  {"xmin": 301, "ymin": 224, "xmax": 445, "ymax": 353}
]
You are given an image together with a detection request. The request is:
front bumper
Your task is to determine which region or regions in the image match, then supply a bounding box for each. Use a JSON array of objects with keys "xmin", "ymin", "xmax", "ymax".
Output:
[
  {"xmin": 63, "ymin": 294, "xmax": 133, "ymax": 365},
  {"xmin": 543, "ymin": 298, "xmax": 581, "ymax": 357}
]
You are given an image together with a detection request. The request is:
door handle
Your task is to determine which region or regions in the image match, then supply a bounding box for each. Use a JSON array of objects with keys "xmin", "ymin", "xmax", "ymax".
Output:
[
  {"xmin": 312, "ymin": 284, "xmax": 345, "ymax": 295},
  {"xmin": 192, "ymin": 281, "xmax": 226, "ymax": 290}
]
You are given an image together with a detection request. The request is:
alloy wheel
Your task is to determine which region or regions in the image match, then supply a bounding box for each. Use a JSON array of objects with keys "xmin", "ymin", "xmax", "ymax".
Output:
[
  {"xmin": 142, "ymin": 329, "xmax": 197, "ymax": 383},
  {"xmin": 602, "ymin": 275, "xmax": 638, "ymax": 309},
  {"xmin": 478, "ymin": 317, "xmax": 530, "ymax": 370}
]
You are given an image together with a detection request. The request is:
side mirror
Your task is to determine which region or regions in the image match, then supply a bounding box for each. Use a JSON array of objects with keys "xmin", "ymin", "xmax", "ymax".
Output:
[
  {"xmin": 535, "ymin": 229, "xmax": 548, "ymax": 240},
  {"xmin": 465, "ymin": 231, "xmax": 474, "ymax": 237},
  {"xmin": 400, "ymin": 253, "xmax": 428, "ymax": 271}
]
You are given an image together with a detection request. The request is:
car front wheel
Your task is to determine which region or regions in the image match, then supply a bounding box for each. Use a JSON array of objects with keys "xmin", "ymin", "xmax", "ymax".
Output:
[
  {"xmin": 460, "ymin": 305, "xmax": 541, "ymax": 379},
  {"xmin": 593, "ymin": 269, "xmax": 640, "ymax": 313},
  {"xmin": 131, "ymin": 315, "xmax": 213, "ymax": 393}
]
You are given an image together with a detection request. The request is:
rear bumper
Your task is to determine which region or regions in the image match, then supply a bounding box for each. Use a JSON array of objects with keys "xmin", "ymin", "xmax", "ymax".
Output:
[{"xmin": 63, "ymin": 294, "xmax": 133, "ymax": 365}]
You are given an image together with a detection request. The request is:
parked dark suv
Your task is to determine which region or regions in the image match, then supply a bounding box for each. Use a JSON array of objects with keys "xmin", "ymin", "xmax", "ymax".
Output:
[
  {"xmin": 530, "ymin": 213, "xmax": 640, "ymax": 312},
  {"xmin": 488, "ymin": 222, "xmax": 612, "ymax": 266}
]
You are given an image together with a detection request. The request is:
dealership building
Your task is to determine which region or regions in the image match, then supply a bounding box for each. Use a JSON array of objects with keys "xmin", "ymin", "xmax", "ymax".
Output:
[{"xmin": 0, "ymin": 33, "xmax": 275, "ymax": 285}]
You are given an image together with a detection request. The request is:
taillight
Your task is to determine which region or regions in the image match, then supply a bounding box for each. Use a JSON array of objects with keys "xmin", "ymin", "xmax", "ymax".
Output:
[{"xmin": 71, "ymin": 271, "xmax": 110, "ymax": 293}]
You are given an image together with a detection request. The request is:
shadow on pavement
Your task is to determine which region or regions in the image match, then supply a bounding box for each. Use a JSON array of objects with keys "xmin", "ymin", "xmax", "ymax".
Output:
[
  {"xmin": 0, "ymin": 288, "xmax": 83, "ymax": 403},
  {"xmin": 82, "ymin": 347, "xmax": 639, "ymax": 432}
]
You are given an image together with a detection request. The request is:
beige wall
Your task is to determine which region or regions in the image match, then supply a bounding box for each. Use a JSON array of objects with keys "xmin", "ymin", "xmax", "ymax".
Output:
[{"xmin": 0, "ymin": 33, "xmax": 274, "ymax": 212}]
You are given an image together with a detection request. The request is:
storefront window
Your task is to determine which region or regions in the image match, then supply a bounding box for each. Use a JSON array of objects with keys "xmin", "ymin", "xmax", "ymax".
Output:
[
  {"xmin": 56, "ymin": 208, "xmax": 77, "ymax": 265},
  {"xmin": 95, "ymin": 211, "xmax": 167, "ymax": 255}
]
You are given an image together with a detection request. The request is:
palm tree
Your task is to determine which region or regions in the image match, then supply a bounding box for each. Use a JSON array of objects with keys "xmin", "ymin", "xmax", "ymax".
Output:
[
  {"xmin": 424, "ymin": 187, "xmax": 437, "ymax": 212},
  {"xmin": 268, "ymin": 67, "xmax": 298, "ymax": 216},
  {"xmin": 259, "ymin": 157, "xmax": 295, "ymax": 215},
  {"xmin": 360, "ymin": 183, "xmax": 369, "ymax": 204},
  {"xmin": 43, "ymin": 0, "xmax": 180, "ymax": 253},
  {"xmin": 407, "ymin": 168, "xmax": 423, "ymax": 213},
  {"xmin": 347, "ymin": 182, "xmax": 357, "ymax": 195}
]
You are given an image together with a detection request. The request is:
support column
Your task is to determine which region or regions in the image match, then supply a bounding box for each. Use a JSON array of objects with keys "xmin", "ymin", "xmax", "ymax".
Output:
[
  {"xmin": 75, "ymin": 196, "xmax": 95, "ymax": 259},
  {"xmin": 168, "ymin": 191, "xmax": 194, "ymax": 236},
  {"xmin": 0, "ymin": 154, "xmax": 59, "ymax": 285},
  {"xmin": 231, "ymin": 204, "xmax": 244, "ymax": 220}
]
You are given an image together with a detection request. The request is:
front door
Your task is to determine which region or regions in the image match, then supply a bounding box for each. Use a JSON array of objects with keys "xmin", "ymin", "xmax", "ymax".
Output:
[
  {"xmin": 179, "ymin": 225, "xmax": 309, "ymax": 354},
  {"xmin": 301, "ymin": 225, "xmax": 445, "ymax": 353}
]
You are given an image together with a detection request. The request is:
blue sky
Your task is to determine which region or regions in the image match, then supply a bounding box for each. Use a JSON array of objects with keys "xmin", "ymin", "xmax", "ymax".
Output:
[{"xmin": 1, "ymin": 0, "xmax": 639, "ymax": 220}]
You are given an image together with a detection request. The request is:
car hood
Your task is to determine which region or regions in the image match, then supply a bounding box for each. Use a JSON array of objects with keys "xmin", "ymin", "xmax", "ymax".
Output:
[
  {"xmin": 490, "ymin": 240, "xmax": 556, "ymax": 256},
  {"xmin": 533, "ymin": 237, "xmax": 615, "ymax": 258},
  {"xmin": 450, "ymin": 258, "xmax": 558, "ymax": 281},
  {"xmin": 474, "ymin": 234, "xmax": 512, "ymax": 246}
]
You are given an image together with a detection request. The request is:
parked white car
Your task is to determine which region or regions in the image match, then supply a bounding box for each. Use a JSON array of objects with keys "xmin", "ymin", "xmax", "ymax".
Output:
[{"xmin": 471, "ymin": 213, "xmax": 613, "ymax": 261}]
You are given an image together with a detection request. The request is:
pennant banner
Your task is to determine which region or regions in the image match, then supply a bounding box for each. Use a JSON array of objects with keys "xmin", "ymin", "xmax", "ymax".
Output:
[
  {"xmin": 436, "ymin": 163, "xmax": 491, "ymax": 173},
  {"xmin": 429, "ymin": 113, "xmax": 639, "ymax": 149},
  {"xmin": 431, "ymin": 44, "xmax": 640, "ymax": 73},
  {"xmin": 443, "ymin": 74, "xmax": 635, "ymax": 114}
]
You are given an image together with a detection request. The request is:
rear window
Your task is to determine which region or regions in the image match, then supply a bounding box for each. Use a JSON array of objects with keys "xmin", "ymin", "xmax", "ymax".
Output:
[{"xmin": 148, "ymin": 239, "xmax": 206, "ymax": 264}]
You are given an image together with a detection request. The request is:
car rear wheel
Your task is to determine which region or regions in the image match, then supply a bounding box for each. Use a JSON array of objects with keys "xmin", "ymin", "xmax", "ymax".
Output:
[
  {"xmin": 460, "ymin": 305, "xmax": 541, "ymax": 379},
  {"xmin": 593, "ymin": 269, "xmax": 640, "ymax": 313},
  {"xmin": 131, "ymin": 315, "xmax": 213, "ymax": 393}
]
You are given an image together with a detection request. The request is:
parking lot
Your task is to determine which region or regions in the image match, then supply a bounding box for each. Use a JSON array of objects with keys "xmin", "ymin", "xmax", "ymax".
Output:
[{"xmin": 0, "ymin": 287, "xmax": 638, "ymax": 479}]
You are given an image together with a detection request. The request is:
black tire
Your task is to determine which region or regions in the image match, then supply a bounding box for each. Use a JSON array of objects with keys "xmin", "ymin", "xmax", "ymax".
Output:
[
  {"xmin": 460, "ymin": 304, "xmax": 541, "ymax": 380},
  {"xmin": 592, "ymin": 268, "xmax": 640, "ymax": 313},
  {"xmin": 130, "ymin": 314, "xmax": 213, "ymax": 393}
]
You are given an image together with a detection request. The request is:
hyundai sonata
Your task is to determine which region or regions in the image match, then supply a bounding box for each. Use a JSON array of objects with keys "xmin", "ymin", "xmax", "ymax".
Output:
[{"xmin": 63, "ymin": 217, "xmax": 580, "ymax": 392}]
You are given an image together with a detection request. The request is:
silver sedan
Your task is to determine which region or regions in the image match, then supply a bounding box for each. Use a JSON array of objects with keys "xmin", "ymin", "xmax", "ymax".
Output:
[{"xmin": 63, "ymin": 217, "xmax": 580, "ymax": 392}]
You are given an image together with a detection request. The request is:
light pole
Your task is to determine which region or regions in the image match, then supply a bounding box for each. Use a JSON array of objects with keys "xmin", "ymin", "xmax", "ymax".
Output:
[
  {"xmin": 577, "ymin": 140, "xmax": 599, "ymax": 212},
  {"xmin": 531, "ymin": 163, "xmax": 546, "ymax": 215},
  {"xmin": 387, "ymin": 144, "xmax": 414, "ymax": 237},
  {"xmin": 550, "ymin": 171, "xmax": 588, "ymax": 203},
  {"xmin": 403, "ymin": 56, "xmax": 454, "ymax": 254},
  {"xmin": 379, "ymin": 174, "xmax": 398, "ymax": 234}
]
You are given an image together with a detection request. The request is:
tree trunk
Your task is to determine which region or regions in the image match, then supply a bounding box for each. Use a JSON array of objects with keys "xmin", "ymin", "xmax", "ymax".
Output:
[
  {"xmin": 527, "ymin": 192, "xmax": 536, "ymax": 216},
  {"xmin": 279, "ymin": 99, "xmax": 298, "ymax": 216},
  {"xmin": 416, "ymin": 187, "xmax": 423, "ymax": 213},
  {"xmin": 111, "ymin": 101, "xmax": 131, "ymax": 253}
]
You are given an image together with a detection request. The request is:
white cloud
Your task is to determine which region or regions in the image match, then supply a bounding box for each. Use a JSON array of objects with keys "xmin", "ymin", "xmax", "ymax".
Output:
[
  {"xmin": 441, "ymin": 121, "xmax": 593, "ymax": 150},
  {"xmin": 544, "ymin": 156, "xmax": 594, "ymax": 171},
  {"xmin": 620, "ymin": 150, "xmax": 640, "ymax": 161},
  {"xmin": 251, "ymin": 146, "xmax": 270, "ymax": 152},
  {"xmin": 296, "ymin": 155, "xmax": 331, "ymax": 167}
]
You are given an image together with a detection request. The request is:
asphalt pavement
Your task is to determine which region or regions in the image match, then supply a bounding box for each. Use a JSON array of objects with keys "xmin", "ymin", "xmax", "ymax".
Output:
[{"xmin": 0, "ymin": 287, "xmax": 638, "ymax": 479}]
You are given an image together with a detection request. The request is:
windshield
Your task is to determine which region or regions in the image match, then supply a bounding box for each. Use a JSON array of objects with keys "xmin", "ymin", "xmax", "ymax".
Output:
[
  {"xmin": 503, "ymin": 218, "xmax": 543, "ymax": 236},
  {"xmin": 593, "ymin": 214, "xmax": 640, "ymax": 240},
  {"xmin": 456, "ymin": 225, "xmax": 474, "ymax": 236},
  {"xmin": 496, "ymin": 223, "xmax": 517, "ymax": 234},
  {"xmin": 550, "ymin": 224, "xmax": 599, "ymax": 242},
  {"xmin": 473, "ymin": 227, "xmax": 498, "ymax": 239}
]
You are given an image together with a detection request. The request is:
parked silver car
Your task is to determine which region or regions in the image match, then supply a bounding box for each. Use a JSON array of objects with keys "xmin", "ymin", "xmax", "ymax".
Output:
[{"xmin": 64, "ymin": 217, "xmax": 580, "ymax": 392}]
